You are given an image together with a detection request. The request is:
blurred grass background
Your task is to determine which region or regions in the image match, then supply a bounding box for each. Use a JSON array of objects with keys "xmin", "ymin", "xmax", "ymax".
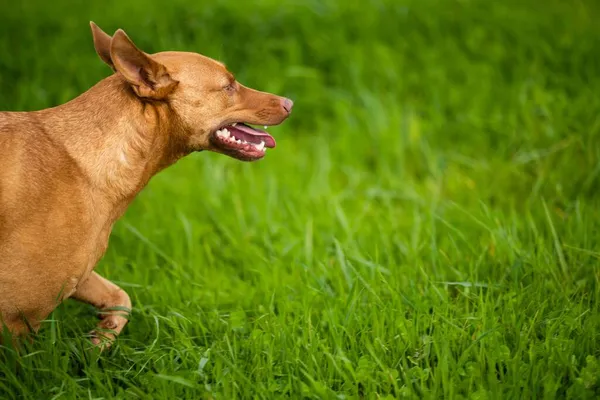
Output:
[{"xmin": 1, "ymin": 0, "xmax": 600, "ymax": 398}]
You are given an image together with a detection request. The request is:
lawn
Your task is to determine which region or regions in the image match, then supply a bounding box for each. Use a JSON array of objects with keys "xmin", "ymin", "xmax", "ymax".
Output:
[{"xmin": 1, "ymin": 0, "xmax": 600, "ymax": 398}]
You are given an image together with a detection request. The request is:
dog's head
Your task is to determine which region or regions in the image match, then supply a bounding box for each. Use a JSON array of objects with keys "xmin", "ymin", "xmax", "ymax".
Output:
[{"xmin": 90, "ymin": 22, "xmax": 293, "ymax": 162}]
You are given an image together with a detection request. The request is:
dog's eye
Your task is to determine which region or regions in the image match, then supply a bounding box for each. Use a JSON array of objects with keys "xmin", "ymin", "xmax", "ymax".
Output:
[{"xmin": 223, "ymin": 83, "xmax": 236, "ymax": 93}]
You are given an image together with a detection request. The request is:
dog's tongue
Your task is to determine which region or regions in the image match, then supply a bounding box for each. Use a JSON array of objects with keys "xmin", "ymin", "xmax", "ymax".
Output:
[{"xmin": 226, "ymin": 124, "xmax": 276, "ymax": 148}]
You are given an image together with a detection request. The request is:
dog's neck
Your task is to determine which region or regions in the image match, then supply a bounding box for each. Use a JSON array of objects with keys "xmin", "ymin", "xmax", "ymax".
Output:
[{"xmin": 37, "ymin": 74, "xmax": 188, "ymax": 212}]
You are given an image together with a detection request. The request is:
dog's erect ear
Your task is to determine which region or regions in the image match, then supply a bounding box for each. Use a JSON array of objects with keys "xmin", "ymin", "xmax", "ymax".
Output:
[
  {"xmin": 110, "ymin": 29, "xmax": 178, "ymax": 99},
  {"xmin": 90, "ymin": 22, "xmax": 115, "ymax": 70}
]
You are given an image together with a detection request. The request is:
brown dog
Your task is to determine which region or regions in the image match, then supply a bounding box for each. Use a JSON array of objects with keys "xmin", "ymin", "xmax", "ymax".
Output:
[{"xmin": 0, "ymin": 22, "xmax": 292, "ymax": 347}]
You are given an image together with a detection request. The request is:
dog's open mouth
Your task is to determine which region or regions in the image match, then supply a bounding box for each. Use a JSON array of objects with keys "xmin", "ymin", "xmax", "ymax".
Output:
[{"xmin": 211, "ymin": 123, "xmax": 276, "ymax": 161}]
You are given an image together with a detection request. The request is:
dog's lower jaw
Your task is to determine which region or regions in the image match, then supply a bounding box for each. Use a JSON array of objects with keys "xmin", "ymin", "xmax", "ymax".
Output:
[{"xmin": 210, "ymin": 142, "xmax": 266, "ymax": 162}]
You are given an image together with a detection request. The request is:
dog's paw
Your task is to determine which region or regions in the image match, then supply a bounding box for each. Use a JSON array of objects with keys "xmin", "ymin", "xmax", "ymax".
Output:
[
  {"xmin": 87, "ymin": 307, "xmax": 129, "ymax": 351},
  {"xmin": 88, "ymin": 329, "xmax": 116, "ymax": 351}
]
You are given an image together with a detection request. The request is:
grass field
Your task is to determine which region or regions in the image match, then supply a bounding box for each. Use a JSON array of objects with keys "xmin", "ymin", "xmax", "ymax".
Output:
[{"xmin": 1, "ymin": 0, "xmax": 600, "ymax": 398}]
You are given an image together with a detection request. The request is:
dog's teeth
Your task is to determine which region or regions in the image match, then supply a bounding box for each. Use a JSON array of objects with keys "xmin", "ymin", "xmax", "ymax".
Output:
[
  {"xmin": 223, "ymin": 129, "xmax": 230, "ymax": 138},
  {"xmin": 256, "ymin": 141, "xmax": 265, "ymax": 151},
  {"xmin": 232, "ymin": 123, "xmax": 237, "ymax": 127},
  {"xmin": 236, "ymin": 139, "xmax": 242, "ymax": 144}
]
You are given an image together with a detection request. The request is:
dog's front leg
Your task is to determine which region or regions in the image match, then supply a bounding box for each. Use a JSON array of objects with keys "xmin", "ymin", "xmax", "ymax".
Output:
[{"xmin": 71, "ymin": 272, "xmax": 131, "ymax": 348}]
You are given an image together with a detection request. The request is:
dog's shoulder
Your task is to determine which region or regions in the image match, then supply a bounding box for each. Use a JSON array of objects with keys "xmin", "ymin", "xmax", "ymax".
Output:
[{"xmin": 0, "ymin": 111, "xmax": 88, "ymax": 221}]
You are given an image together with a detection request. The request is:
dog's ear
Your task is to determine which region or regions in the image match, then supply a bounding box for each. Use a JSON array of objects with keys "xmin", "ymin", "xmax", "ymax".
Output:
[
  {"xmin": 90, "ymin": 22, "xmax": 115, "ymax": 71},
  {"xmin": 110, "ymin": 29, "xmax": 178, "ymax": 100}
]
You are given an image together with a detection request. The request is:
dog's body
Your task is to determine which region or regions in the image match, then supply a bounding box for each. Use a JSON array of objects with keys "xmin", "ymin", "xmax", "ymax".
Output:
[{"xmin": 0, "ymin": 23, "xmax": 292, "ymax": 345}]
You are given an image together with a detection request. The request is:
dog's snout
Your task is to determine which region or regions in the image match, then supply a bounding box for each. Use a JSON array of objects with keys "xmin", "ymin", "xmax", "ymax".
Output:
[{"xmin": 281, "ymin": 98, "xmax": 294, "ymax": 114}]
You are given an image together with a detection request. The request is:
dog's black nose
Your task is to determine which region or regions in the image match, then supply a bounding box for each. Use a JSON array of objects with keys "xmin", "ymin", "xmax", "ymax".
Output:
[{"xmin": 282, "ymin": 98, "xmax": 294, "ymax": 113}]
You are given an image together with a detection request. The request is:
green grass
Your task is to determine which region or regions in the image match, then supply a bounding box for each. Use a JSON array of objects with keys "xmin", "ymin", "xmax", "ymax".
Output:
[{"xmin": 1, "ymin": 0, "xmax": 600, "ymax": 398}]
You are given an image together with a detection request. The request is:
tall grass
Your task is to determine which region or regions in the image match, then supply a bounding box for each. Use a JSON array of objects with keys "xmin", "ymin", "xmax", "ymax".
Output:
[{"xmin": 1, "ymin": 0, "xmax": 599, "ymax": 398}]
